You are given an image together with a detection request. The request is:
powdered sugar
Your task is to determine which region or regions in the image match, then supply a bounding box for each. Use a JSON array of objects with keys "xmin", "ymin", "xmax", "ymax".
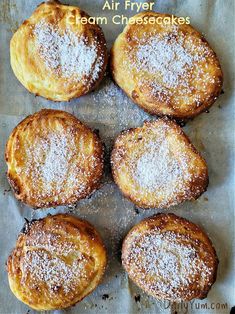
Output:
[
  {"xmin": 20, "ymin": 218, "xmax": 97, "ymax": 295},
  {"xmin": 33, "ymin": 21, "xmax": 104, "ymax": 82},
  {"xmin": 22, "ymin": 239, "xmax": 86, "ymax": 294},
  {"xmin": 92, "ymin": 77, "xmax": 150, "ymax": 133},
  {"xmin": 18, "ymin": 127, "xmax": 99, "ymax": 205},
  {"xmin": 135, "ymin": 140, "xmax": 185, "ymax": 192},
  {"xmin": 38, "ymin": 134, "xmax": 74, "ymax": 186},
  {"xmin": 123, "ymin": 123, "xmax": 194, "ymax": 206},
  {"xmin": 127, "ymin": 230, "xmax": 213, "ymax": 300},
  {"xmin": 28, "ymin": 229, "xmax": 76, "ymax": 257},
  {"xmin": 135, "ymin": 33, "xmax": 196, "ymax": 89},
  {"xmin": 22, "ymin": 132, "xmax": 79, "ymax": 198},
  {"xmin": 128, "ymin": 27, "xmax": 213, "ymax": 101}
]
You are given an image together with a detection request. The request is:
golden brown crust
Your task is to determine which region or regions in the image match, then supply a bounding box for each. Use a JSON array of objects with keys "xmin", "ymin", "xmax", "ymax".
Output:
[
  {"xmin": 111, "ymin": 118, "xmax": 208, "ymax": 209},
  {"xmin": 10, "ymin": 1, "xmax": 108, "ymax": 101},
  {"xmin": 5, "ymin": 109, "xmax": 104, "ymax": 208},
  {"xmin": 7, "ymin": 214, "xmax": 107, "ymax": 310},
  {"xmin": 122, "ymin": 213, "xmax": 218, "ymax": 302},
  {"xmin": 110, "ymin": 11, "xmax": 223, "ymax": 120}
]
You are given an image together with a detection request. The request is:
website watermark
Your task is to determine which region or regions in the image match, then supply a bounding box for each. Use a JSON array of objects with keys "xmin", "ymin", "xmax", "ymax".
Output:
[{"xmin": 159, "ymin": 300, "xmax": 229, "ymax": 312}]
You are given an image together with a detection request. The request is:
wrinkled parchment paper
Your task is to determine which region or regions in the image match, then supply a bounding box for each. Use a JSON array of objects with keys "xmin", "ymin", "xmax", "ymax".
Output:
[{"xmin": 0, "ymin": 0, "xmax": 234, "ymax": 313}]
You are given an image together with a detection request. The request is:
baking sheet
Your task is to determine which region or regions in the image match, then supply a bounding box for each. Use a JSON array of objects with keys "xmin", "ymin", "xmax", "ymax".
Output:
[{"xmin": 0, "ymin": 0, "xmax": 234, "ymax": 313}]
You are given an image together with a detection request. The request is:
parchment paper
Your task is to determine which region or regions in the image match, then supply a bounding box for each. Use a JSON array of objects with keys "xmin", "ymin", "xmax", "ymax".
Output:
[{"xmin": 0, "ymin": 1, "xmax": 234, "ymax": 313}]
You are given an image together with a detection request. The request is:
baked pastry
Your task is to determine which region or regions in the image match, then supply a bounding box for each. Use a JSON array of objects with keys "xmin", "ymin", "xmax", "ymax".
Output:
[
  {"xmin": 10, "ymin": 1, "xmax": 107, "ymax": 101},
  {"xmin": 111, "ymin": 118, "xmax": 208, "ymax": 209},
  {"xmin": 5, "ymin": 109, "xmax": 103, "ymax": 208},
  {"xmin": 111, "ymin": 11, "xmax": 223, "ymax": 120},
  {"xmin": 122, "ymin": 213, "xmax": 218, "ymax": 302},
  {"xmin": 7, "ymin": 214, "xmax": 107, "ymax": 310}
]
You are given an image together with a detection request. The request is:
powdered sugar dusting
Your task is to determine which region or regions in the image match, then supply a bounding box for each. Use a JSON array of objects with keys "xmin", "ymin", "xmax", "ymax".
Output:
[
  {"xmin": 133, "ymin": 130, "xmax": 192, "ymax": 204},
  {"xmin": 126, "ymin": 230, "xmax": 213, "ymax": 301},
  {"xmin": 92, "ymin": 77, "xmax": 150, "ymax": 133},
  {"xmin": 33, "ymin": 21, "xmax": 104, "ymax": 82},
  {"xmin": 18, "ymin": 128, "xmax": 99, "ymax": 206},
  {"xmin": 116, "ymin": 122, "xmax": 196, "ymax": 207},
  {"xmin": 23, "ymin": 250, "xmax": 86, "ymax": 294},
  {"xmin": 21, "ymin": 132, "xmax": 78, "ymax": 197},
  {"xmin": 38, "ymin": 134, "xmax": 74, "ymax": 186},
  {"xmin": 127, "ymin": 26, "xmax": 217, "ymax": 104},
  {"xmin": 21, "ymin": 225, "xmax": 89, "ymax": 294},
  {"xmin": 135, "ymin": 32, "xmax": 203, "ymax": 89},
  {"xmin": 28, "ymin": 229, "xmax": 76, "ymax": 257},
  {"xmin": 135, "ymin": 140, "xmax": 187, "ymax": 192},
  {"xmin": 111, "ymin": 119, "xmax": 207, "ymax": 208}
]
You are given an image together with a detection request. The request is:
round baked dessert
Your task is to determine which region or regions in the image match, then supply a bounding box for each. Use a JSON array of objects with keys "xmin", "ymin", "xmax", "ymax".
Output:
[
  {"xmin": 111, "ymin": 118, "xmax": 208, "ymax": 209},
  {"xmin": 122, "ymin": 213, "xmax": 218, "ymax": 301},
  {"xmin": 5, "ymin": 109, "xmax": 104, "ymax": 208},
  {"xmin": 10, "ymin": 1, "xmax": 107, "ymax": 101},
  {"xmin": 7, "ymin": 214, "xmax": 107, "ymax": 310},
  {"xmin": 111, "ymin": 11, "xmax": 223, "ymax": 120}
]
